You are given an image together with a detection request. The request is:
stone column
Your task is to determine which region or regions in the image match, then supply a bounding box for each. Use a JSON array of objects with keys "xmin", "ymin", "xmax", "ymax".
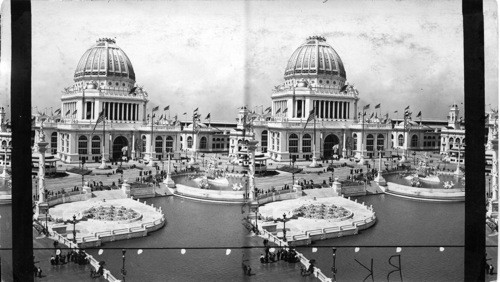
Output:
[
  {"xmin": 163, "ymin": 153, "xmax": 176, "ymax": 188},
  {"xmin": 342, "ymin": 130, "xmax": 347, "ymax": 159},
  {"xmin": 35, "ymin": 128, "xmax": 49, "ymax": 219},
  {"xmin": 247, "ymin": 140, "xmax": 259, "ymax": 202}
]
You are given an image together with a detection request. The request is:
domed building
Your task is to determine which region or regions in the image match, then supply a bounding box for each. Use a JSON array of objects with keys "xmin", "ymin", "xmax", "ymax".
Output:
[
  {"xmin": 231, "ymin": 36, "xmax": 396, "ymax": 163},
  {"xmin": 32, "ymin": 38, "xmax": 233, "ymax": 164}
]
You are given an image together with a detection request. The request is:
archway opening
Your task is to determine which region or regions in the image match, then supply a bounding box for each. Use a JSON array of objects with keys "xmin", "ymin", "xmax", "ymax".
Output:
[
  {"xmin": 323, "ymin": 134, "xmax": 340, "ymax": 159},
  {"xmin": 112, "ymin": 136, "xmax": 129, "ymax": 161}
]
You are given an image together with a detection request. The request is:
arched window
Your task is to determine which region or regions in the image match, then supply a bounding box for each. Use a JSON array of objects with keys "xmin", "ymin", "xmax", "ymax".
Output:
[
  {"xmin": 366, "ymin": 134, "xmax": 374, "ymax": 152},
  {"xmin": 377, "ymin": 134, "xmax": 384, "ymax": 151},
  {"xmin": 455, "ymin": 137, "xmax": 460, "ymax": 145},
  {"xmin": 352, "ymin": 134, "xmax": 358, "ymax": 151},
  {"xmin": 261, "ymin": 130, "xmax": 268, "ymax": 153},
  {"xmin": 51, "ymin": 132, "xmax": 58, "ymax": 154},
  {"xmin": 166, "ymin": 136, "xmax": 174, "ymax": 152},
  {"xmin": 65, "ymin": 135, "xmax": 69, "ymax": 153},
  {"xmin": 78, "ymin": 135, "xmax": 88, "ymax": 155},
  {"xmin": 141, "ymin": 135, "xmax": 147, "ymax": 153},
  {"xmin": 289, "ymin": 133, "xmax": 298, "ymax": 153},
  {"xmin": 1, "ymin": 140, "xmax": 6, "ymax": 148},
  {"xmin": 187, "ymin": 136, "xmax": 193, "ymax": 148},
  {"xmin": 155, "ymin": 136, "xmax": 163, "ymax": 153},
  {"xmin": 302, "ymin": 134, "xmax": 311, "ymax": 152},
  {"xmin": 462, "ymin": 138, "xmax": 465, "ymax": 145},
  {"xmin": 271, "ymin": 133, "xmax": 275, "ymax": 151},
  {"xmin": 200, "ymin": 137, "xmax": 207, "ymax": 149},
  {"xmin": 276, "ymin": 133, "xmax": 280, "ymax": 151},
  {"xmin": 398, "ymin": 134, "xmax": 404, "ymax": 146},
  {"xmin": 91, "ymin": 136, "xmax": 100, "ymax": 154},
  {"xmin": 411, "ymin": 135, "xmax": 418, "ymax": 147}
]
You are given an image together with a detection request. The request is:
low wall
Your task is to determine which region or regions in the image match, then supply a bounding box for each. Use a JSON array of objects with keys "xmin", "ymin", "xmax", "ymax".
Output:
[
  {"xmin": 47, "ymin": 192, "xmax": 92, "ymax": 207},
  {"xmin": 131, "ymin": 186, "xmax": 155, "ymax": 198},
  {"xmin": 174, "ymin": 184, "xmax": 246, "ymax": 202},
  {"xmin": 341, "ymin": 185, "xmax": 366, "ymax": 196},
  {"xmin": 385, "ymin": 181, "xmax": 465, "ymax": 201},
  {"xmin": 256, "ymin": 190, "xmax": 297, "ymax": 205}
]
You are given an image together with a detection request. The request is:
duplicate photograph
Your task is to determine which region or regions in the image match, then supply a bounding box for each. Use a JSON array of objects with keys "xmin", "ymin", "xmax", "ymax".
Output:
[{"xmin": 0, "ymin": 0, "xmax": 498, "ymax": 281}]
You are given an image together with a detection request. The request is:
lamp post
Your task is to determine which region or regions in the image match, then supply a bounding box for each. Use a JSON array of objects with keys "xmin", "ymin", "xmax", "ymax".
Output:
[
  {"xmin": 121, "ymin": 249, "xmax": 127, "ymax": 282},
  {"xmin": 412, "ymin": 151, "xmax": 416, "ymax": 166},
  {"xmin": 72, "ymin": 215, "xmax": 77, "ymax": 244},
  {"xmin": 282, "ymin": 213, "xmax": 287, "ymax": 242},
  {"xmin": 254, "ymin": 200, "xmax": 259, "ymax": 235},
  {"xmin": 45, "ymin": 208, "xmax": 49, "ymax": 235},
  {"xmin": 331, "ymin": 247, "xmax": 337, "ymax": 282}
]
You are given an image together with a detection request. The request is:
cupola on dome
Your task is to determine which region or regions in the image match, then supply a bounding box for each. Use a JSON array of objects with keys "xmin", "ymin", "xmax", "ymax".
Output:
[
  {"xmin": 284, "ymin": 36, "xmax": 346, "ymax": 81},
  {"xmin": 74, "ymin": 38, "xmax": 136, "ymax": 83}
]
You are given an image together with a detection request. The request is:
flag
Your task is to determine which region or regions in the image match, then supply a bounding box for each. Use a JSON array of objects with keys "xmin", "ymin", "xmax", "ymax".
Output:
[
  {"xmin": 394, "ymin": 110, "xmax": 398, "ymax": 113},
  {"xmin": 194, "ymin": 107, "xmax": 199, "ymax": 112},
  {"xmin": 183, "ymin": 112, "xmax": 187, "ymax": 115},
  {"xmin": 159, "ymin": 114, "xmax": 164, "ymax": 121},
  {"xmin": 65, "ymin": 109, "xmax": 71, "ymax": 116},
  {"xmin": 370, "ymin": 112, "xmax": 374, "ymax": 119},
  {"xmin": 375, "ymin": 104, "xmax": 381, "ymax": 109},
  {"xmin": 303, "ymin": 108, "xmax": 316, "ymax": 132},
  {"xmin": 205, "ymin": 113, "xmax": 211, "ymax": 119},
  {"xmin": 72, "ymin": 109, "xmax": 78, "ymax": 115},
  {"xmin": 92, "ymin": 110, "xmax": 106, "ymax": 134},
  {"xmin": 283, "ymin": 108, "xmax": 288, "ymax": 114},
  {"xmin": 129, "ymin": 86, "xmax": 137, "ymax": 94},
  {"xmin": 276, "ymin": 108, "xmax": 281, "ymax": 114},
  {"xmin": 404, "ymin": 105, "xmax": 410, "ymax": 110},
  {"xmin": 164, "ymin": 106, "xmax": 170, "ymax": 111},
  {"xmin": 54, "ymin": 108, "xmax": 61, "ymax": 115},
  {"xmin": 416, "ymin": 111, "xmax": 421, "ymax": 118},
  {"xmin": 363, "ymin": 104, "xmax": 370, "ymax": 110},
  {"xmin": 265, "ymin": 106, "xmax": 272, "ymax": 113},
  {"xmin": 152, "ymin": 106, "xmax": 159, "ymax": 112},
  {"xmin": 340, "ymin": 85, "xmax": 348, "ymax": 92}
]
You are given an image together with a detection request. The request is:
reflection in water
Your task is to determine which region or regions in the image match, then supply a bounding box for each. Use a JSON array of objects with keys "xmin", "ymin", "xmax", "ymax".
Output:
[{"xmin": 85, "ymin": 194, "xmax": 464, "ymax": 281}]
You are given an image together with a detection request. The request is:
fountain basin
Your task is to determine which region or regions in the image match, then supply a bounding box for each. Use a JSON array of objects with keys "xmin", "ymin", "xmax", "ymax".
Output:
[{"xmin": 384, "ymin": 172, "xmax": 465, "ymax": 201}]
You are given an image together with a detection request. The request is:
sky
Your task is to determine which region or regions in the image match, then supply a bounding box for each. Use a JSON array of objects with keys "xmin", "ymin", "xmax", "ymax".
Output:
[{"xmin": 0, "ymin": 0, "xmax": 498, "ymax": 121}]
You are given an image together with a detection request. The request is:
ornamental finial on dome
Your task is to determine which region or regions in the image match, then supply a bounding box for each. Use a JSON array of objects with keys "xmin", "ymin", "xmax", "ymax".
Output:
[
  {"xmin": 97, "ymin": 37, "xmax": 116, "ymax": 44},
  {"xmin": 307, "ymin": 35, "xmax": 326, "ymax": 42}
]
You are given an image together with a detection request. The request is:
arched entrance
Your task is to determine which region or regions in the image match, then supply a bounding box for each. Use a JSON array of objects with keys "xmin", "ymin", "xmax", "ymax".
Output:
[
  {"xmin": 323, "ymin": 134, "xmax": 340, "ymax": 159},
  {"xmin": 112, "ymin": 136, "xmax": 129, "ymax": 160}
]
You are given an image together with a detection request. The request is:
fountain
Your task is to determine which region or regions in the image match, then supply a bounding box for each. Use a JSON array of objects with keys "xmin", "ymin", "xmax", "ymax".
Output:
[{"xmin": 384, "ymin": 152, "xmax": 465, "ymax": 201}]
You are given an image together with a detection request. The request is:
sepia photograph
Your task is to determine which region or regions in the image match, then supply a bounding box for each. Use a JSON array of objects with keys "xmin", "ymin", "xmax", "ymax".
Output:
[{"xmin": 0, "ymin": 0, "xmax": 498, "ymax": 281}]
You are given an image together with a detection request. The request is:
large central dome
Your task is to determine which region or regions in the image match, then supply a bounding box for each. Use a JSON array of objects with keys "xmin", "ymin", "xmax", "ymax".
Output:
[
  {"xmin": 74, "ymin": 38, "xmax": 136, "ymax": 83},
  {"xmin": 284, "ymin": 36, "xmax": 346, "ymax": 83}
]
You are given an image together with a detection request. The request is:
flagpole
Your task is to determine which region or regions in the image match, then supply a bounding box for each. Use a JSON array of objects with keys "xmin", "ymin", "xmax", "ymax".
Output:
[
  {"xmin": 310, "ymin": 113, "xmax": 318, "ymax": 167},
  {"xmin": 360, "ymin": 110, "xmax": 365, "ymax": 164},
  {"xmin": 149, "ymin": 110, "xmax": 154, "ymax": 166},
  {"xmin": 400, "ymin": 108, "xmax": 407, "ymax": 163}
]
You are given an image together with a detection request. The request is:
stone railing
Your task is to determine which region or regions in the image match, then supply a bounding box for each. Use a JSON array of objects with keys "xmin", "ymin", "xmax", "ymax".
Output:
[
  {"xmin": 46, "ymin": 191, "xmax": 92, "ymax": 207},
  {"xmin": 51, "ymin": 231, "xmax": 120, "ymax": 282},
  {"xmin": 260, "ymin": 229, "xmax": 332, "ymax": 282}
]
